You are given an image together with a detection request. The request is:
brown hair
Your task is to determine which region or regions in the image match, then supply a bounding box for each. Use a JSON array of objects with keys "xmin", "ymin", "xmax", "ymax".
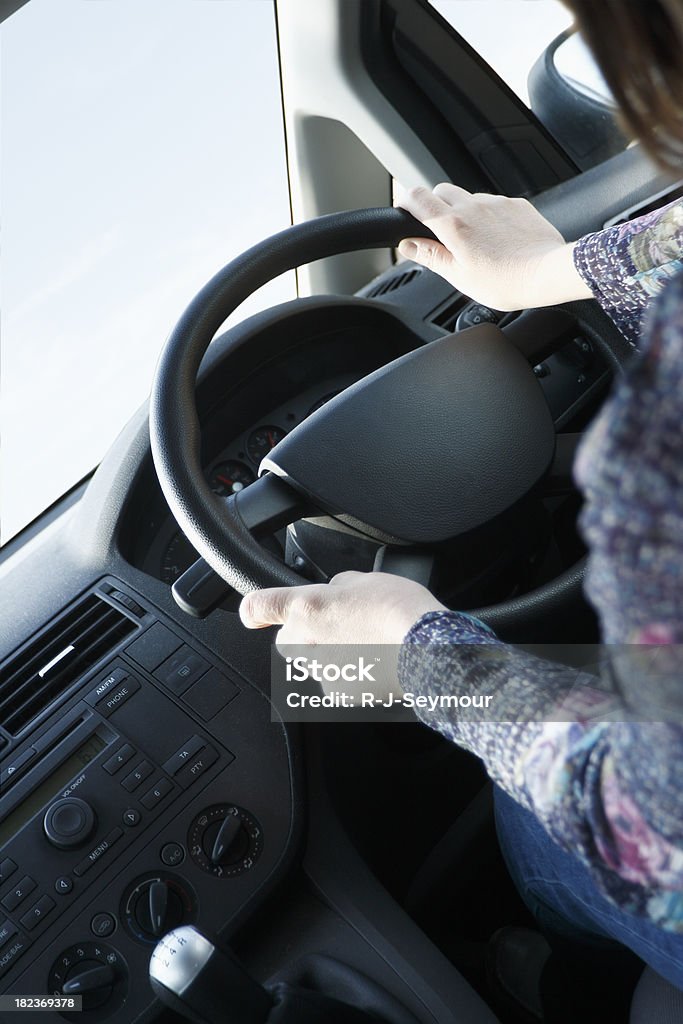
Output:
[{"xmin": 565, "ymin": 0, "xmax": 683, "ymax": 172}]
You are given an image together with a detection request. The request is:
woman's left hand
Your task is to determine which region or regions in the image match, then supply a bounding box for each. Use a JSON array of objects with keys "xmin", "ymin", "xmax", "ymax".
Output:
[{"xmin": 239, "ymin": 570, "xmax": 445, "ymax": 647}]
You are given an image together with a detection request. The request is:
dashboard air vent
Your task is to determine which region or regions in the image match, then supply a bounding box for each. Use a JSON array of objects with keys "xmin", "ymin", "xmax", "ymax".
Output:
[
  {"xmin": 365, "ymin": 268, "xmax": 419, "ymax": 298},
  {"xmin": 0, "ymin": 594, "xmax": 137, "ymax": 735}
]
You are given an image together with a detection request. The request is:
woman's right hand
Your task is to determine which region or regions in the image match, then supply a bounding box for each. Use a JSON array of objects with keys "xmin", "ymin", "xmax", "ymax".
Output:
[{"xmin": 397, "ymin": 183, "xmax": 592, "ymax": 312}]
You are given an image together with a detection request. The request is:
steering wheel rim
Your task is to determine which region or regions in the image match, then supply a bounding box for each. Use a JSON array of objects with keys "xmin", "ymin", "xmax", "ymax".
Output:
[
  {"xmin": 150, "ymin": 208, "xmax": 442, "ymax": 593},
  {"xmin": 150, "ymin": 207, "xmax": 631, "ymax": 630}
]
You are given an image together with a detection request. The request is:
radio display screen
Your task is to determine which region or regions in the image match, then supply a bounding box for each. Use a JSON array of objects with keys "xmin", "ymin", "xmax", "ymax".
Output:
[{"xmin": 0, "ymin": 734, "xmax": 107, "ymax": 845}]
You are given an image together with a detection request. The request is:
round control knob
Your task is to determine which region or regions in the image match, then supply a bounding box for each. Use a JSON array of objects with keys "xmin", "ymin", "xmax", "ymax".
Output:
[
  {"xmin": 62, "ymin": 961, "xmax": 115, "ymax": 1005},
  {"xmin": 44, "ymin": 798, "xmax": 96, "ymax": 849},
  {"xmin": 203, "ymin": 814, "xmax": 250, "ymax": 866},
  {"xmin": 121, "ymin": 873, "xmax": 196, "ymax": 945},
  {"xmin": 48, "ymin": 942, "xmax": 127, "ymax": 1021},
  {"xmin": 188, "ymin": 804, "xmax": 262, "ymax": 877}
]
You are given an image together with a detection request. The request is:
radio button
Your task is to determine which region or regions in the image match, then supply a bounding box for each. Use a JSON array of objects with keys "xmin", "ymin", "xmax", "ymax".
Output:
[
  {"xmin": 52, "ymin": 802, "xmax": 87, "ymax": 835},
  {"xmin": 85, "ymin": 667, "xmax": 128, "ymax": 706},
  {"xmin": 176, "ymin": 746, "xmax": 220, "ymax": 787},
  {"xmin": 0, "ymin": 747, "xmax": 37, "ymax": 788},
  {"xmin": 73, "ymin": 827, "xmax": 123, "ymax": 877},
  {"xmin": 121, "ymin": 760, "xmax": 154, "ymax": 792},
  {"xmin": 0, "ymin": 859, "xmax": 17, "ymax": 885},
  {"xmin": 54, "ymin": 876, "xmax": 73, "ymax": 895},
  {"xmin": 140, "ymin": 778, "xmax": 173, "ymax": 810},
  {"xmin": 2, "ymin": 876, "xmax": 37, "ymax": 912},
  {"xmin": 20, "ymin": 895, "xmax": 55, "ymax": 931},
  {"xmin": 0, "ymin": 933, "xmax": 29, "ymax": 980},
  {"xmin": 162, "ymin": 735, "xmax": 205, "ymax": 776},
  {"xmin": 44, "ymin": 798, "xmax": 96, "ymax": 849},
  {"xmin": 154, "ymin": 646, "xmax": 209, "ymax": 695},
  {"xmin": 122, "ymin": 808, "xmax": 141, "ymax": 828},
  {"xmin": 0, "ymin": 920, "xmax": 17, "ymax": 949},
  {"xmin": 103, "ymin": 743, "xmax": 135, "ymax": 775},
  {"xmin": 96, "ymin": 677, "xmax": 141, "ymax": 717}
]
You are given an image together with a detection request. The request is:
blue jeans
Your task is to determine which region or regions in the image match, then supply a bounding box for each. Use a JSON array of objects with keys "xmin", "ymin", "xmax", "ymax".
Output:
[{"xmin": 494, "ymin": 787, "xmax": 683, "ymax": 993}]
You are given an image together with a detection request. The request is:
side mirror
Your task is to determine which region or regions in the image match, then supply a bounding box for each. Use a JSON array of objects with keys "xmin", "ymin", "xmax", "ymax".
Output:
[{"xmin": 528, "ymin": 29, "xmax": 627, "ymax": 171}]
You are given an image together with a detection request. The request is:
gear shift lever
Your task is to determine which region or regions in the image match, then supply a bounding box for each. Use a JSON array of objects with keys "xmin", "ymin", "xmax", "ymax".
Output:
[
  {"xmin": 149, "ymin": 925, "xmax": 273, "ymax": 1024},
  {"xmin": 151, "ymin": 924, "xmax": 420, "ymax": 1024}
]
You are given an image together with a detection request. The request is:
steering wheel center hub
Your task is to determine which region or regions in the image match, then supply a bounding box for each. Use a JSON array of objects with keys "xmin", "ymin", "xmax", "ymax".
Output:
[{"xmin": 262, "ymin": 322, "xmax": 554, "ymax": 545}]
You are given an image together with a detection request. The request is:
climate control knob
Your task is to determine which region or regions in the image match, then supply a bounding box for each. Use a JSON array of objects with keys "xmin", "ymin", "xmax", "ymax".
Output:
[
  {"xmin": 44, "ymin": 798, "xmax": 96, "ymax": 849},
  {"xmin": 48, "ymin": 942, "xmax": 127, "ymax": 1021},
  {"xmin": 121, "ymin": 873, "xmax": 196, "ymax": 945},
  {"xmin": 188, "ymin": 804, "xmax": 262, "ymax": 877}
]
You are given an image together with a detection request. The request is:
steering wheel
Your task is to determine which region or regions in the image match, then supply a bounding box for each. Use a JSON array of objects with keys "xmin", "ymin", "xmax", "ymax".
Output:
[{"xmin": 149, "ymin": 208, "xmax": 633, "ymax": 629}]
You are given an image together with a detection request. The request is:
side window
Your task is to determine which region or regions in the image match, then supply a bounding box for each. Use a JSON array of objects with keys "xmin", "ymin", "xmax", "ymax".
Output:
[
  {"xmin": 429, "ymin": 0, "xmax": 628, "ymax": 169},
  {"xmin": 1, "ymin": 0, "xmax": 295, "ymax": 543}
]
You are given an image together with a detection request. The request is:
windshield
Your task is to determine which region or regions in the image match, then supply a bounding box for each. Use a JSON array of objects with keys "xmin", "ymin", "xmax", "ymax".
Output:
[
  {"xmin": 429, "ymin": 0, "xmax": 623, "ymax": 163},
  {"xmin": 430, "ymin": 0, "xmax": 572, "ymax": 103},
  {"xmin": 0, "ymin": 0, "xmax": 295, "ymax": 544}
]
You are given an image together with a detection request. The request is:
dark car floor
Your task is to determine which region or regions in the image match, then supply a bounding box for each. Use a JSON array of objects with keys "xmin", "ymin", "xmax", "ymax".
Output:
[
  {"xmin": 322, "ymin": 722, "xmax": 641, "ymax": 1024},
  {"xmin": 321, "ymin": 725, "xmax": 532, "ymax": 1017}
]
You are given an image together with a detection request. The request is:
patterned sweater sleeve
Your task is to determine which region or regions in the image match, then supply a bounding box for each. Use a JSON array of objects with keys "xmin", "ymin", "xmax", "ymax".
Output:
[
  {"xmin": 572, "ymin": 197, "xmax": 683, "ymax": 345},
  {"xmin": 397, "ymin": 238, "xmax": 683, "ymax": 931},
  {"xmin": 398, "ymin": 613, "xmax": 683, "ymax": 930}
]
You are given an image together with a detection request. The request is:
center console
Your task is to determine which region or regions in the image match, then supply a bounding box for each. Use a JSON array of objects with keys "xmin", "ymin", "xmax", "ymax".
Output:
[{"xmin": 0, "ymin": 580, "xmax": 296, "ymax": 1023}]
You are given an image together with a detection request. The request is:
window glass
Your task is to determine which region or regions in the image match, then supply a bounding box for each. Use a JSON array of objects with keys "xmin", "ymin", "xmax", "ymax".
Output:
[
  {"xmin": 428, "ymin": 1, "xmax": 626, "ymax": 171},
  {"xmin": 1, "ymin": 0, "xmax": 295, "ymax": 543},
  {"xmin": 429, "ymin": 0, "xmax": 575, "ymax": 105}
]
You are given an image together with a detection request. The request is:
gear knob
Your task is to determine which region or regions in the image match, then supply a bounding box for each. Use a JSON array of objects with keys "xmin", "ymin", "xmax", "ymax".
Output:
[{"xmin": 149, "ymin": 925, "xmax": 273, "ymax": 1024}]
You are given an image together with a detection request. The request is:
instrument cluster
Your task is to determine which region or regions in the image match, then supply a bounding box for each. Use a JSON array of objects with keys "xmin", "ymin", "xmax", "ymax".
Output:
[{"xmin": 153, "ymin": 381, "xmax": 352, "ymax": 584}]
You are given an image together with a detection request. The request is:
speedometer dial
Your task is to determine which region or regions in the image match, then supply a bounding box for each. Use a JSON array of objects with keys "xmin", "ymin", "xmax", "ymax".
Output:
[
  {"xmin": 246, "ymin": 426, "xmax": 286, "ymax": 465},
  {"xmin": 207, "ymin": 460, "xmax": 255, "ymax": 496},
  {"xmin": 159, "ymin": 460, "xmax": 256, "ymax": 583}
]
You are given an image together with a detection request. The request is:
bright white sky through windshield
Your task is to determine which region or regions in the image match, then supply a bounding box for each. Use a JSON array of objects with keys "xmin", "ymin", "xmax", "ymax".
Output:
[
  {"xmin": 1, "ymin": 0, "xmax": 295, "ymax": 543},
  {"xmin": 431, "ymin": 0, "xmax": 572, "ymax": 103}
]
